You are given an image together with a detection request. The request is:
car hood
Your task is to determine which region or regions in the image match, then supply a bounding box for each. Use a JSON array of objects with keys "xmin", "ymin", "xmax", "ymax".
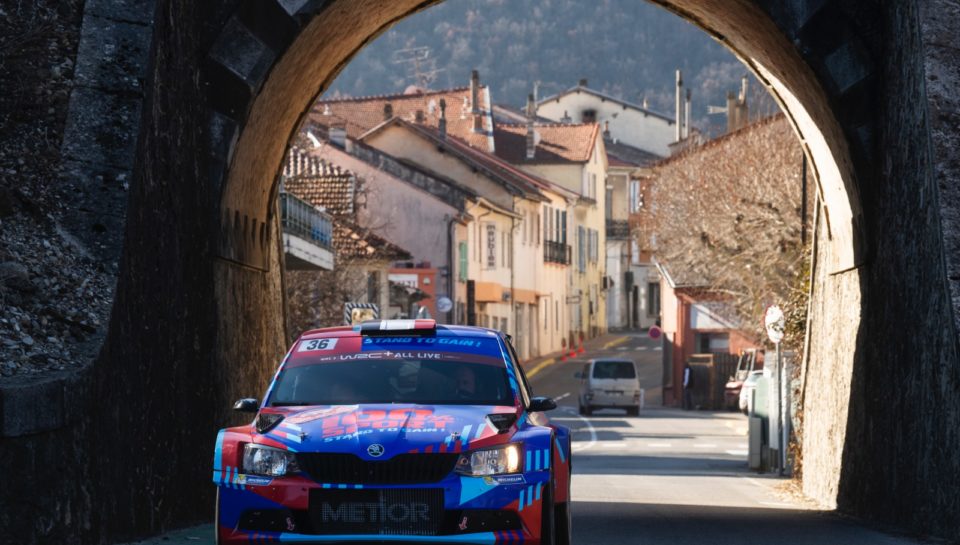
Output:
[{"xmin": 260, "ymin": 403, "xmax": 514, "ymax": 458}]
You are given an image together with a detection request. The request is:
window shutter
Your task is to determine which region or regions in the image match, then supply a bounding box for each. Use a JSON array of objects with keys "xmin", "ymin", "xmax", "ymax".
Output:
[{"xmin": 459, "ymin": 241, "xmax": 468, "ymax": 282}]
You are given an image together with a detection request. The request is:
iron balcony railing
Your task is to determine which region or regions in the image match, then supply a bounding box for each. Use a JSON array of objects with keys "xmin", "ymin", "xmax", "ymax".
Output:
[
  {"xmin": 280, "ymin": 191, "xmax": 333, "ymax": 249},
  {"xmin": 544, "ymin": 240, "xmax": 571, "ymax": 265},
  {"xmin": 606, "ymin": 219, "xmax": 630, "ymax": 239}
]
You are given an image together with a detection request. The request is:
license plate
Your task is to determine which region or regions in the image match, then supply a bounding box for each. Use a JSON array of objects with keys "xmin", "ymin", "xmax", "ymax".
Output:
[
  {"xmin": 309, "ymin": 488, "xmax": 442, "ymax": 536},
  {"xmin": 605, "ymin": 390, "xmax": 624, "ymax": 395}
]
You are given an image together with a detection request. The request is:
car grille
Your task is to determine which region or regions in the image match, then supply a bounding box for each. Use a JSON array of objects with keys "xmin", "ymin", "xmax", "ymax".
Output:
[
  {"xmin": 308, "ymin": 488, "xmax": 444, "ymax": 536},
  {"xmin": 297, "ymin": 453, "xmax": 459, "ymax": 485}
]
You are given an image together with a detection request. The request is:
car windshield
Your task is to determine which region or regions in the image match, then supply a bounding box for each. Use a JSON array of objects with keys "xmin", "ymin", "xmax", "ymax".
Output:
[
  {"xmin": 269, "ymin": 359, "xmax": 514, "ymax": 406},
  {"xmin": 592, "ymin": 360, "xmax": 636, "ymax": 379},
  {"xmin": 745, "ymin": 372, "xmax": 763, "ymax": 385}
]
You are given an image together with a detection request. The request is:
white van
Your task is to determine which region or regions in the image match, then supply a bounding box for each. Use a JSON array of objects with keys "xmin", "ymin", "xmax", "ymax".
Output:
[{"xmin": 576, "ymin": 359, "xmax": 642, "ymax": 416}]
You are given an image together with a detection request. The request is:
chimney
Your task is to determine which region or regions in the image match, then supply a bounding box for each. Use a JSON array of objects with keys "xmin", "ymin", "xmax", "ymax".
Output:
[
  {"xmin": 438, "ymin": 98, "xmax": 447, "ymax": 140},
  {"xmin": 726, "ymin": 91, "xmax": 736, "ymax": 133},
  {"xmin": 603, "ymin": 120, "xmax": 611, "ymax": 141},
  {"xmin": 578, "ymin": 78, "xmax": 588, "ymax": 88},
  {"xmin": 525, "ymin": 93, "xmax": 536, "ymax": 160},
  {"xmin": 470, "ymin": 70, "xmax": 483, "ymax": 132},
  {"xmin": 383, "ymin": 103, "xmax": 393, "ymax": 121},
  {"xmin": 561, "ymin": 110, "xmax": 572, "ymax": 124},
  {"xmin": 683, "ymin": 89, "xmax": 691, "ymax": 139},
  {"xmin": 415, "ymin": 109, "xmax": 425, "ymax": 123},
  {"xmin": 675, "ymin": 69, "xmax": 683, "ymax": 142},
  {"xmin": 642, "ymin": 96, "xmax": 649, "ymax": 109}
]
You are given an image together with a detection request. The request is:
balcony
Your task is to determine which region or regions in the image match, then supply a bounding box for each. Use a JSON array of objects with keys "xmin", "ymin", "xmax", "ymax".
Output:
[
  {"xmin": 544, "ymin": 241, "xmax": 571, "ymax": 265},
  {"xmin": 280, "ymin": 191, "xmax": 335, "ymax": 271},
  {"xmin": 606, "ymin": 219, "xmax": 631, "ymax": 240}
]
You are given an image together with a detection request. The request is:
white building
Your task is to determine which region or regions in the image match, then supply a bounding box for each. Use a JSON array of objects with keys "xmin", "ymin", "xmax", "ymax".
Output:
[{"xmin": 538, "ymin": 79, "xmax": 676, "ymax": 157}]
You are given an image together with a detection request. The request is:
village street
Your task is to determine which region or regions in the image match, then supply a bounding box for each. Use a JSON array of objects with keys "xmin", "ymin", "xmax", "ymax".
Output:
[{"xmin": 132, "ymin": 333, "xmax": 924, "ymax": 545}]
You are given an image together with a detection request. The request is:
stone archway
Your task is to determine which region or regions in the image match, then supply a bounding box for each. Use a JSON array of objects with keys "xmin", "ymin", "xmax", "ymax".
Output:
[{"xmin": 36, "ymin": 0, "xmax": 958, "ymax": 543}]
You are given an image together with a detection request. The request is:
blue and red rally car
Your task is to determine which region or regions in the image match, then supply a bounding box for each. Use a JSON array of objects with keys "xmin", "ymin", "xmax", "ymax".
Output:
[{"xmin": 213, "ymin": 319, "xmax": 572, "ymax": 544}]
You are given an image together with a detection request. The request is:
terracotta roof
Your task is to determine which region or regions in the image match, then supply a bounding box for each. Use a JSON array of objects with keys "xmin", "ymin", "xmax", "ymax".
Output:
[
  {"xmin": 493, "ymin": 123, "xmax": 599, "ymax": 164},
  {"xmin": 282, "ymin": 147, "xmax": 357, "ymax": 216},
  {"xmin": 312, "ymin": 87, "xmax": 492, "ymax": 151},
  {"xmin": 333, "ymin": 220, "xmax": 411, "ymax": 262},
  {"xmin": 313, "ymin": 86, "xmax": 601, "ymax": 166}
]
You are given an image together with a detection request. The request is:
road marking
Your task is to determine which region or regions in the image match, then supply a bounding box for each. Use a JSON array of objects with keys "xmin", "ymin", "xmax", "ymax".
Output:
[
  {"xmin": 553, "ymin": 392, "xmax": 571, "ymax": 402},
  {"xmin": 647, "ymin": 442, "xmax": 672, "ymax": 448},
  {"xmin": 693, "ymin": 443, "xmax": 718, "ymax": 448},
  {"xmin": 602, "ymin": 336, "xmax": 630, "ymax": 350},
  {"xmin": 726, "ymin": 449, "xmax": 749, "ymax": 456},
  {"xmin": 597, "ymin": 441, "xmax": 627, "ymax": 449},
  {"xmin": 564, "ymin": 409, "xmax": 596, "ymax": 452},
  {"xmin": 653, "ymin": 346, "xmax": 662, "ymax": 351},
  {"xmin": 636, "ymin": 346, "xmax": 648, "ymax": 351},
  {"xmin": 617, "ymin": 346, "xmax": 629, "ymax": 351},
  {"xmin": 525, "ymin": 358, "xmax": 556, "ymax": 379}
]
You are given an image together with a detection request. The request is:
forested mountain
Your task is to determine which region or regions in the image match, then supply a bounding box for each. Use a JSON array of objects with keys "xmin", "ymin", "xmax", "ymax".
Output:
[{"xmin": 325, "ymin": 0, "xmax": 778, "ymax": 137}]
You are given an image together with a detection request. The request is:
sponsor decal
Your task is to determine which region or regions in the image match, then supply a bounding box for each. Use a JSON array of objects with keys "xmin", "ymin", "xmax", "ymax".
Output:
[
  {"xmin": 319, "ymin": 501, "xmax": 431, "ymax": 524},
  {"xmin": 459, "ymin": 516, "xmax": 469, "ymax": 531},
  {"xmin": 298, "ymin": 338, "xmax": 339, "ymax": 352},
  {"xmin": 318, "ymin": 408, "xmax": 456, "ymax": 440},
  {"xmin": 235, "ymin": 474, "xmax": 273, "ymax": 487},
  {"xmin": 483, "ymin": 474, "xmax": 526, "ymax": 486}
]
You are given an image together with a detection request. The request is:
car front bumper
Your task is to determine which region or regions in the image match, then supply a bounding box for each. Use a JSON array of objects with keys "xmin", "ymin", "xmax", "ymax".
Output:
[{"xmin": 215, "ymin": 472, "xmax": 550, "ymax": 544}]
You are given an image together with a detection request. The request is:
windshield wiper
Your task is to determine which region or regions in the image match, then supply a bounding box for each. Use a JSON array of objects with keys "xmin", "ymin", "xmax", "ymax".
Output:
[{"xmin": 271, "ymin": 401, "xmax": 314, "ymax": 407}]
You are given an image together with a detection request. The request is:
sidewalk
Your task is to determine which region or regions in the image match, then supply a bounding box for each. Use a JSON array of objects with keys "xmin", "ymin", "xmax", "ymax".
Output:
[{"xmin": 520, "ymin": 333, "xmax": 628, "ymax": 378}]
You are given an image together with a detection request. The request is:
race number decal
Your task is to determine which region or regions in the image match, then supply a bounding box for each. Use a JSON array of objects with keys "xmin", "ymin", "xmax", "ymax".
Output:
[{"xmin": 298, "ymin": 338, "xmax": 339, "ymax": 352}]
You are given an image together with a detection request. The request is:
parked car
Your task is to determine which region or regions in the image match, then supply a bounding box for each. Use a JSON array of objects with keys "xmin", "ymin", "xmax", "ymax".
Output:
[
  {"xmin": 739, "ymin": 370, "xmax": 764, "ymax": 414},
  {"xmin": 213, "ymin": 319, "xmax": 572, "ymax": 544},
  {"xmin": 724, "ymin": 349, "xmax": 762, "ymax": 410},
  {"xmin": 576, "ymin": 359, "xmax": 642, "ymax": 416}
]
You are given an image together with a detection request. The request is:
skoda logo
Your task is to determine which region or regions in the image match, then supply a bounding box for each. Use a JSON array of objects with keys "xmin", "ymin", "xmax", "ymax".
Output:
[{"xmin": 367, "ymin": 444, "xmax": 385, "ymax": 458}]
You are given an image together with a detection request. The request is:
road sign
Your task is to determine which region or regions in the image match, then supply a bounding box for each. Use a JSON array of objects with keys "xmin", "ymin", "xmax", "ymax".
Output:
[
  {"xmin": 764, "ymin": 305, "xmax": 785, "ymax": 344},
  {"xmin": 648, "ymin": 325, "xmax": 662, "ymax": 340}
]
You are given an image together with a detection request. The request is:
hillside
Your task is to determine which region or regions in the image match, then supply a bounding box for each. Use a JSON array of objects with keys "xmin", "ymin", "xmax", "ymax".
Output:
[{"xmin": 325, "ymin": 0, "xmax": 778, "ymax": 136}]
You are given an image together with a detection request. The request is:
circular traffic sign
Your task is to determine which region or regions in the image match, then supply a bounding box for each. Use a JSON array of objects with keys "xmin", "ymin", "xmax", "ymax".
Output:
[
  {"xmin": 436, "ymin": 297, "xmax": 453, "ymax": 313},
  {"xmin": 648, "ymin": 325, "xmax": 662, "ymax": 340},
  {"xmin": 764, "ymin": 305, "xmax": 785, "ymax": 344}
]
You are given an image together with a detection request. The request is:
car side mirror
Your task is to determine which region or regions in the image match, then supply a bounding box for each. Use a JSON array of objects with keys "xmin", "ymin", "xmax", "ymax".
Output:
[
  {"xmin": 233, "ymin": 398, "xmax": 259, "ymax": 413},
  {"xmin": 529, "ymin": 396, "xmax": 557, "ymax": 412},
  {"xmin": 574, "ymin": 372, "xmax": 583, "ymax": 379}
]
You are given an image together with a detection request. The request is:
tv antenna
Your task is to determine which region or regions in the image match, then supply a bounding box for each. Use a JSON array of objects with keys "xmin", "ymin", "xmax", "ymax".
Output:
[{"xmin": 393, "ymin": 47, "xmax": 444, "ymax": 90}]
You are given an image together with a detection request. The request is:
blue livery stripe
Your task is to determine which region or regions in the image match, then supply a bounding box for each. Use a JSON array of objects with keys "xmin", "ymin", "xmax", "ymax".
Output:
[
  {"xmin": 474, "ymin": 421, "xmax": 487, "ymax": 439},
  {"xmin": 534, "ymin": 449, "xmax": 541, "ymax": 470},
  {"xmin": 525, "ymin": 450, "xmax": 532, "ymax": 472},
  {"xmin": 555, "ymin": 437, "xmax": 566, "ymax": 463},
  {"xmin": 276, "ymin": 532, "xmax": 497, "ymax": 543},
  {"xmin": 213, "ymin": 429, "xmax": 225, "ymax": 471},
  {"xmin": 536, "ymin": 482, "xmax": 542, "ymax": 500},
  {"xmin": 518, "ymin": 488, "xmax": 525, "ymax": 511},
  {"xmin": 543, "ymin": 449, "xmax": 550, "ymax": 470},
  {"xmin": 526, "ymin": 485, "xmax": 534, "ymax": 507}
]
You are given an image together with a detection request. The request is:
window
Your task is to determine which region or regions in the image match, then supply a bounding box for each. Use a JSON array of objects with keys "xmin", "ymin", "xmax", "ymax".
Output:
[
  {"xmin": 590, "ymin": 173, "xmax": 598, "ymax": 200},
  {"xmin": 367, "ymin": 271, "xmax": 380, "ymax": 304},
  {"xmin": 501, "ymin": 317, "xmax": 508, "ymax": 335},
  {"xmin": 502, "ymin": 232, "xmax": 507, "ymax": 266},
  {"xmin": 561, "ymin": 211, "xmax": 567, "ymax": 244},
  {"xmin": 605, "ymin": 186, "xmax": 613, "ymax": 219},
  {"xmin": 647, "ymin": 282, "xmax": 661, "ymax": 317},
  {"xmin": 592, "ymin": 360, "xmax": 637, "ymax": 379},
  {"xmin": 535, "ymin": 213, "xmax": 540, "ymax": 245},
  {"xmin": 577, "ymin": 226, "xmax": 586, "ymax": 273},
  {"xmin": 581, "ymin": 109, "xmax": 597, "ymax": 123},
  {"xmin": 458, "ymin": 241, "xmax": 468, "ymax": 282},
  {"xmin": 485, "ymin": 223, "xmax": 497, "ymax": 269},
  {"xmin": 492, "ymin": 317, "xmax": 499, "ymax": 331},
  {"xmin": 555, "ymin": 301, "xmax": 559, "ymax": 331},
  {"xmin": 629, "ymin": 180, "xmax": 641, "ymax": 213}
]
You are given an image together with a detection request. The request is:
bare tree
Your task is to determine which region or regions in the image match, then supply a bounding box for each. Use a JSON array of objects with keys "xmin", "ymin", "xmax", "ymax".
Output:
[{"xmin": 633, "ymin": 114, "xmax": 812, "ymax": 347}]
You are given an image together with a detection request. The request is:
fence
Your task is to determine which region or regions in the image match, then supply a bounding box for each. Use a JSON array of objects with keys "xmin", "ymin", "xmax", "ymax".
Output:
[
  {"xmin": 687, "ymin": 352, "xmax": 739, "ymax": 410},
  {"xmin": 544, "ymin": 241, "xmax": 571, "ymax": 265}
]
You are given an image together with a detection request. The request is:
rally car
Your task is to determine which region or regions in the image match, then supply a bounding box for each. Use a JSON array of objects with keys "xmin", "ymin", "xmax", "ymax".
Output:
[{"xmin": 213, "ymin": 319, "xmax": 572, "ymax": 544}]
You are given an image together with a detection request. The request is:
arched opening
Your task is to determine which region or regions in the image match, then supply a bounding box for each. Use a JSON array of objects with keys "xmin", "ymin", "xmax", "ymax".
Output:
[{"xmin": 211, "ymin": 0, "xmax": 868, "ymax": 527}]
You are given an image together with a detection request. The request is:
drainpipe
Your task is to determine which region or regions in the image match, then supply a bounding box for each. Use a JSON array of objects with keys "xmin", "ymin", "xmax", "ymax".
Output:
[
  {"xmin": 447, "ymin": 213, "xmax": 456, "ymax": 323},
  {"xmin": 675, "ymin": 69, "xmax": 683, "ymax": 142}
]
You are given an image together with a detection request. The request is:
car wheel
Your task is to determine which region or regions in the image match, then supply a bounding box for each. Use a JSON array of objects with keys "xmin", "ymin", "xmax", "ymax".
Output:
[
  {"xmin": 626, "ymin": 406, "xmax": 640, "ymax": 417},
  {"xmin": 581, "ymin": 404, "xmax": 592, "ymax": 416},
  {"xmin": 540, "ymin": 470, "xmax": 556, "ymax": 545},
  {"xmin": 554, "ymin": 464, "xmax": 572, "ymax": 545}
]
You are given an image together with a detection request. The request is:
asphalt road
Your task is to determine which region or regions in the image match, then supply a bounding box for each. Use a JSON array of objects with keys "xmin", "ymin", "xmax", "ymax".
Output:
[
  {"xmin": 530, "ymin": 331, "xmax": 922, "ymax": 545},
  {"xmin": 130, "ymin": 332, "xmax": 923, "ymax": 545}
]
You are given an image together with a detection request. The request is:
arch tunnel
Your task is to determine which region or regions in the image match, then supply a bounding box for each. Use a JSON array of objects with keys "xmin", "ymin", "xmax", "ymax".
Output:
[{"xmin": 2, "ymin": 0, "xmax": 959, "ymax": 543}]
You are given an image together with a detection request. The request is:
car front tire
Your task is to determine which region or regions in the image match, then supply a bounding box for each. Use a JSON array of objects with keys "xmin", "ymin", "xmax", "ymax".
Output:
[
  {"xmin": 540, "ymin": 470, "xmax": 556, "ymax": 545},
  {"xmin": 214, "ymin": 488, "xmax": 221, "ymax": 545}
]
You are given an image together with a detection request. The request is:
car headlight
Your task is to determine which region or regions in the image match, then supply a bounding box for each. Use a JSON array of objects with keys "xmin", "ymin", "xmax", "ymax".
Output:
[
  {"xmin": 242, "ymin": 444, "xmax": 299, "ymax": 477},
  {"xmin": 455, "ymin": 444, "xmax": 521, "ymax": 476}
]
